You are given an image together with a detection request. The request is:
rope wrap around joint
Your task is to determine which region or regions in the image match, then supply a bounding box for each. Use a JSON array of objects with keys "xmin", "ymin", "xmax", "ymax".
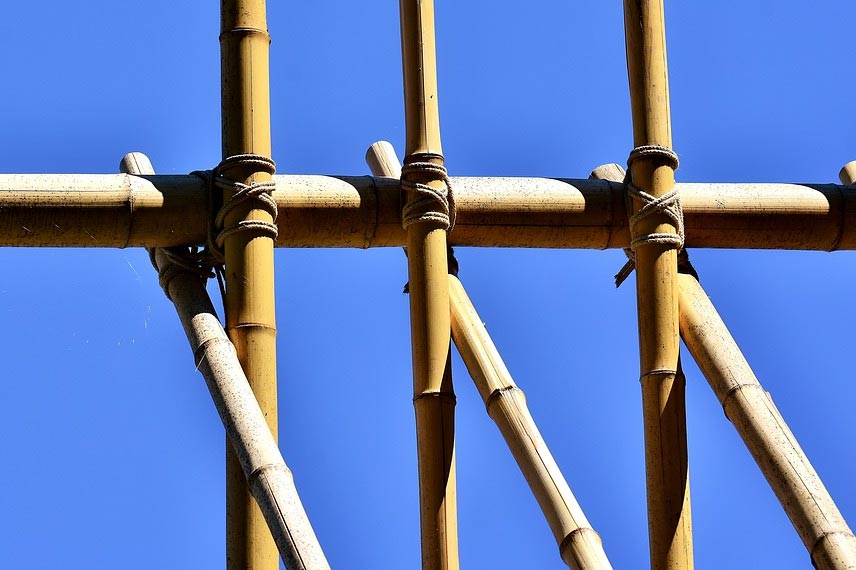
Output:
[
  {"xmin": 615, "ymin": 145, "xmax": 685, "ymax": 287},
  {"xmin": 400, "ymin": 153, "xmax": 456, "ymax": 232},
  {"xmin": 195, "ymin": 153, "xmax": 279, "ymax": 264}
]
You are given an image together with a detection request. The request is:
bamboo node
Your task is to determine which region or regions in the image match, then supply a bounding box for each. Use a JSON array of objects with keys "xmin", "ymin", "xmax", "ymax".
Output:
[{"xmin": 400, "ymin": 154, "xmax": 456, "ymax": 231}]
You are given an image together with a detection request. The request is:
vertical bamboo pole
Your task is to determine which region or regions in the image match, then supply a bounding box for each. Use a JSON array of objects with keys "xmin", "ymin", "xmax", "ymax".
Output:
[
  {"xmin": 220, "ymin": 1, "xmax": 279, "ymax": 568},
  {"xmin": 677, "ymin": 271, "xmax": 856, "ymax": 570},
  {"xmin": 622, "ymin": 2, "xmax": 693, "ymax": 568},
  {"xmin": 397, "ymin": 1, "xmax": 459, "ymax": 566},
  {"xmin": 368, "ymin": 141, "xmax": 611, "ymax": 570}
]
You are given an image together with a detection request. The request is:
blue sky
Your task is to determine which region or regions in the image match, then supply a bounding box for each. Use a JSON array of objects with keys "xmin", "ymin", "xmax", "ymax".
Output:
[{"xmin": 1, "ymin": 1, "xmax": 855, "ymax": 568}]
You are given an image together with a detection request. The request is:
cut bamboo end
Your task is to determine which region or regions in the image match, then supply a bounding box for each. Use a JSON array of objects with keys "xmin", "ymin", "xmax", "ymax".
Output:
[
  {"xmin": 677, "ymin": 272, "xmax": 856, "ymax": 569},
  {"xmin": 839, "ymin": 161, "xmax": 856, "ymax": 185},
  {"xmin": 366, "ymin": 141, "xmax": 402, "ymax": 179}
]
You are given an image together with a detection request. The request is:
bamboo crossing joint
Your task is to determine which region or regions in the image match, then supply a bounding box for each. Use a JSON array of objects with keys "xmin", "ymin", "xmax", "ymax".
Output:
[{"xmin": 4, "ymin": 0, "xmax": 856, "ymax": 567}]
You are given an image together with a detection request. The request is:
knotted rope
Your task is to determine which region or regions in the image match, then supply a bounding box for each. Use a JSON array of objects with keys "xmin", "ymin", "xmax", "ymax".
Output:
[
  {"xmin": 615, "ymin": 145, "xmax": 684, "ymax": 287},
  {"xmin": 400, "ymin": 154, "xmax": 456, "ymax": 232},
  {"xmin": 194, "ymin": 153, "xmax": 279, "ymax": 264},
  {"xmin": 148, "ymin": 246, "xmax": 218, "ymax": 302}
]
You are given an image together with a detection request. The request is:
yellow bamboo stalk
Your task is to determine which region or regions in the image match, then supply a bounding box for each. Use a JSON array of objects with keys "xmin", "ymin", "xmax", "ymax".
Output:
[
  {"xmin": 621, "ymin": 0, "xmax": 693, "ymax": 564},
  {"xmin": 677, "ymin": 271, "xmax": 856, "ymax": 570},
  {"xmin": 220, "ymin": 1, "xmax": 278, "ymax": 568},
  {"xmin": 367, "ymin": 141, "xmax": 612, "ymax": 569},
  {"xmin": 1, "ymin": 174, "xmax": 856, "ymax": 250},
  {"xmin": 397, "ymin": 2, "xmax": 459, "ymax": 567},
  {"xmin": 121, "ymin": 152, "xmax": 329, "ymax": 570}
]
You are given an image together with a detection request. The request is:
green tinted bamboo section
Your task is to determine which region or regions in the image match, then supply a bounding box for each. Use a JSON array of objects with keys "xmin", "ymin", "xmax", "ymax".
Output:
[
  {"xmin": 398, "ymin": 1, "xmax": 459, "ymax": 567},
  {"xmin": 677, "ymin": 271, "xmax": 856, "ymax": 570},
  {"xmin": 2, "ymin": 174, "xmax": 856, "ymax": 250},
  {"xmin": 622, "ymin": 1, "xmax": 693, "ymax": 567},
  {"xmin": 220, "ymin": 0, "xmax": 279, "ymax": 568},
  {"xmin": 367, "ymin": 140, "xmax": 612, "ymax": 570}
]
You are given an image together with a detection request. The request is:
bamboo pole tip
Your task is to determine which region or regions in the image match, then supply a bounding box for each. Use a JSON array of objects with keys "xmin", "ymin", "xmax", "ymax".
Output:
[
  {"xmin": 119, "ymin": 152, "xmax": 154, "ymax": 176},
  {"xmin": 589, "ymin": 163, "xmax": 626, "ymax": 182},
  {"xmin": 365, "ymin": 141, "xmax": 402, "ymax": 178},
  {"xmin": 838, "ymin": 161, "xmax": 856, "ymax": 185}
]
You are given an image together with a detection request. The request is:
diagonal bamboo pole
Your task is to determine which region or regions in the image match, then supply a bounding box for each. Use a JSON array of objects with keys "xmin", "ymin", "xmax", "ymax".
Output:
[
  {"xmin": 368, "ymin": 141, "xmax": 612, "ymax": 570},
  {"xmin": 621, "ymin": 0, "xmax": 694, "ymax": 564},
  {"xmin": 397, "ymin": 1, "xmax": 459, "ymax": 566},
  {"xmin": 220, "ymin": 1, "xmax": 279, "ymax": 568},
  {"xmin": 677, "ymin": 267, "xmax": 856, "ymax": 570},
  {"xmin": 2, "ymin": 174, "xmax": 856, "ymax": 250},
  {"xmin": 121, "ymin": 153, "xmax": 329, "ymax": 570}
]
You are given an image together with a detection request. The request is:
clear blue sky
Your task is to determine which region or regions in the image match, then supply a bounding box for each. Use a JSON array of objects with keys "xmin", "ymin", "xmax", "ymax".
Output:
[{"xmin": 1, "ymin": 1, "xmax": 855, "ymax": 568}]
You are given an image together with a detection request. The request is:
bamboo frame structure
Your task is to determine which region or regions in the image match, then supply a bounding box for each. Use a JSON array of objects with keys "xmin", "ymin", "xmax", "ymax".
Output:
[
  {"xmin": 622, "ymin": 1, "xmax": 693, "ymax": 567},
  {"xmin": 677, "ymin": 269, "xmax": 856, "ymax": 570},
  {"xmin": 2, "ymin": 1, "xmax": 855, "ymax": 568},
  {"xmin": 220, "ymin": 1, "xmax": 279, "ymax": 568},
  {"xmin": 1, "ymin": 174, "xmax": 855, "ymax": 250},
  {"xmin": 398, "ymin": 2, "xmax": 459, "ymax": 567},
  {"xmin": 367, "ymin": 141, "xmax": 612, "ymax": 569},
  {"xmin": 121, "ymin": 152, "xmax": 329, "ymax": 570}
]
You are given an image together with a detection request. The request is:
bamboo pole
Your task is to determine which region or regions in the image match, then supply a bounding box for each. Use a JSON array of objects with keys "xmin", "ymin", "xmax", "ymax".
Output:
[
  {"xmin": 0, "ymin": 174, "xmax": 855, "ymax": 250},
  {"xmin": 367, "ymin": 141, "xmax": 612, "ymax": 569},
  {"xmin": 840, "ymin": 161, "xmax": 856, "ymax": 185},
  {"xmin": 121, "ymin": 152, "xmax": 329, "ymax": 570},
  {"xmin": 622, "ymin": 0, "xmax": 693, "ymax": 566},
  {"xmin": 220, "ymin": 1, "xmax": 279, "ymax": 568},
  {"xmin": 397, "ymin": 1, "xmax": 459, "ymax": 567},
  {"xmin": 677, "ymin": 270, "xmax": 856, "ymax": 570}
]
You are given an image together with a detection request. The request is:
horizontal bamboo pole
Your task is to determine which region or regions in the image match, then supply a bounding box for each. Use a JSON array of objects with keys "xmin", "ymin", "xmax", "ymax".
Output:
[
  {"xmin": 677, "ymin": 271, "xmax": 856, "ymax": 570},
  {"xmin": 448, "ymin": 274, "xmax": 612, "ymax": 570},
  {"xmin": 0, "ymin": 174, "xmax": 855, "ymax": 250}
]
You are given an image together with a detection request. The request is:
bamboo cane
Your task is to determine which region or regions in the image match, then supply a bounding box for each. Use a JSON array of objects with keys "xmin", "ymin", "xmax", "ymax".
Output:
[
  {"xmin": 677, "ymin": 270, "xmax": 856, "ymax": 570},
  {"xmin": 367, "ymin": 141, "xmax": 612, "ymax": 570},
  {"xmin": 621, "ymin": 0, "xmax": 694, "ymax": 565},
  {"xmin": 220, "ymin": 1, "xmax": 279, "ymax": 568},
  {"xmin": 121, "ymin": 152, "xmax": 329, "ymax": 570},
  {"xmin": 1, "ymin": 174, "xmax": 855, "ymax": 250},
  {"xmin": 840, "ymin": 161, "xmax": 856, "ymax": 185},
  {"xmin": 397, "ymin": 2, "xmax": 459, "ymax": 567}
]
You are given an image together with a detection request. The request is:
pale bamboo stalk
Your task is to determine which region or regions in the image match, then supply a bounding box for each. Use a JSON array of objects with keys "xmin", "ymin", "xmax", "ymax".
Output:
[
  {"xmin": 367, "ymin": 141, "xmax": 612, "ymax": 570},
  {"xmin": 1, "ymin": 174, "xmax": 855, "ymax": 250},
  {"xmin": 121, "ymin": 152, "xmax": 329, "ymax": 570},
  {"xmin": 839, "ymin": 161, "xmax": 856, "ymax": 185},
  {"xmin": 398, "ymin": 2, "xmax": 459, "ymax": 567},
  {"xmin": 677, "ymin": 271, "xmax": 856, "ymax": 570},
  {"xmin": 220, "ymin": 1, "xmax": 279, "ymax": 567},
  {"xmin": 622, "ymin": 0, "xmax": 694, "ymax": 564}
]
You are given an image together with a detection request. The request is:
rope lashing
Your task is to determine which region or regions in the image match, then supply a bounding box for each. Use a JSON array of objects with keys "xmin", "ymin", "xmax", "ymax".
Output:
[
  {"xmin": 615, "ymin": 145, "xmax": 684, "ymax": 287},
  {"xmin": 195, "ymin": 153, "xmax": 279, "ymax": 263},
  {"xmin": 148, "ymin": 246, "xmax": 216, "ymax": 301},
  {"xmin": 400, "ymin": 154, "xmax": 456, "ymax": 232}
]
